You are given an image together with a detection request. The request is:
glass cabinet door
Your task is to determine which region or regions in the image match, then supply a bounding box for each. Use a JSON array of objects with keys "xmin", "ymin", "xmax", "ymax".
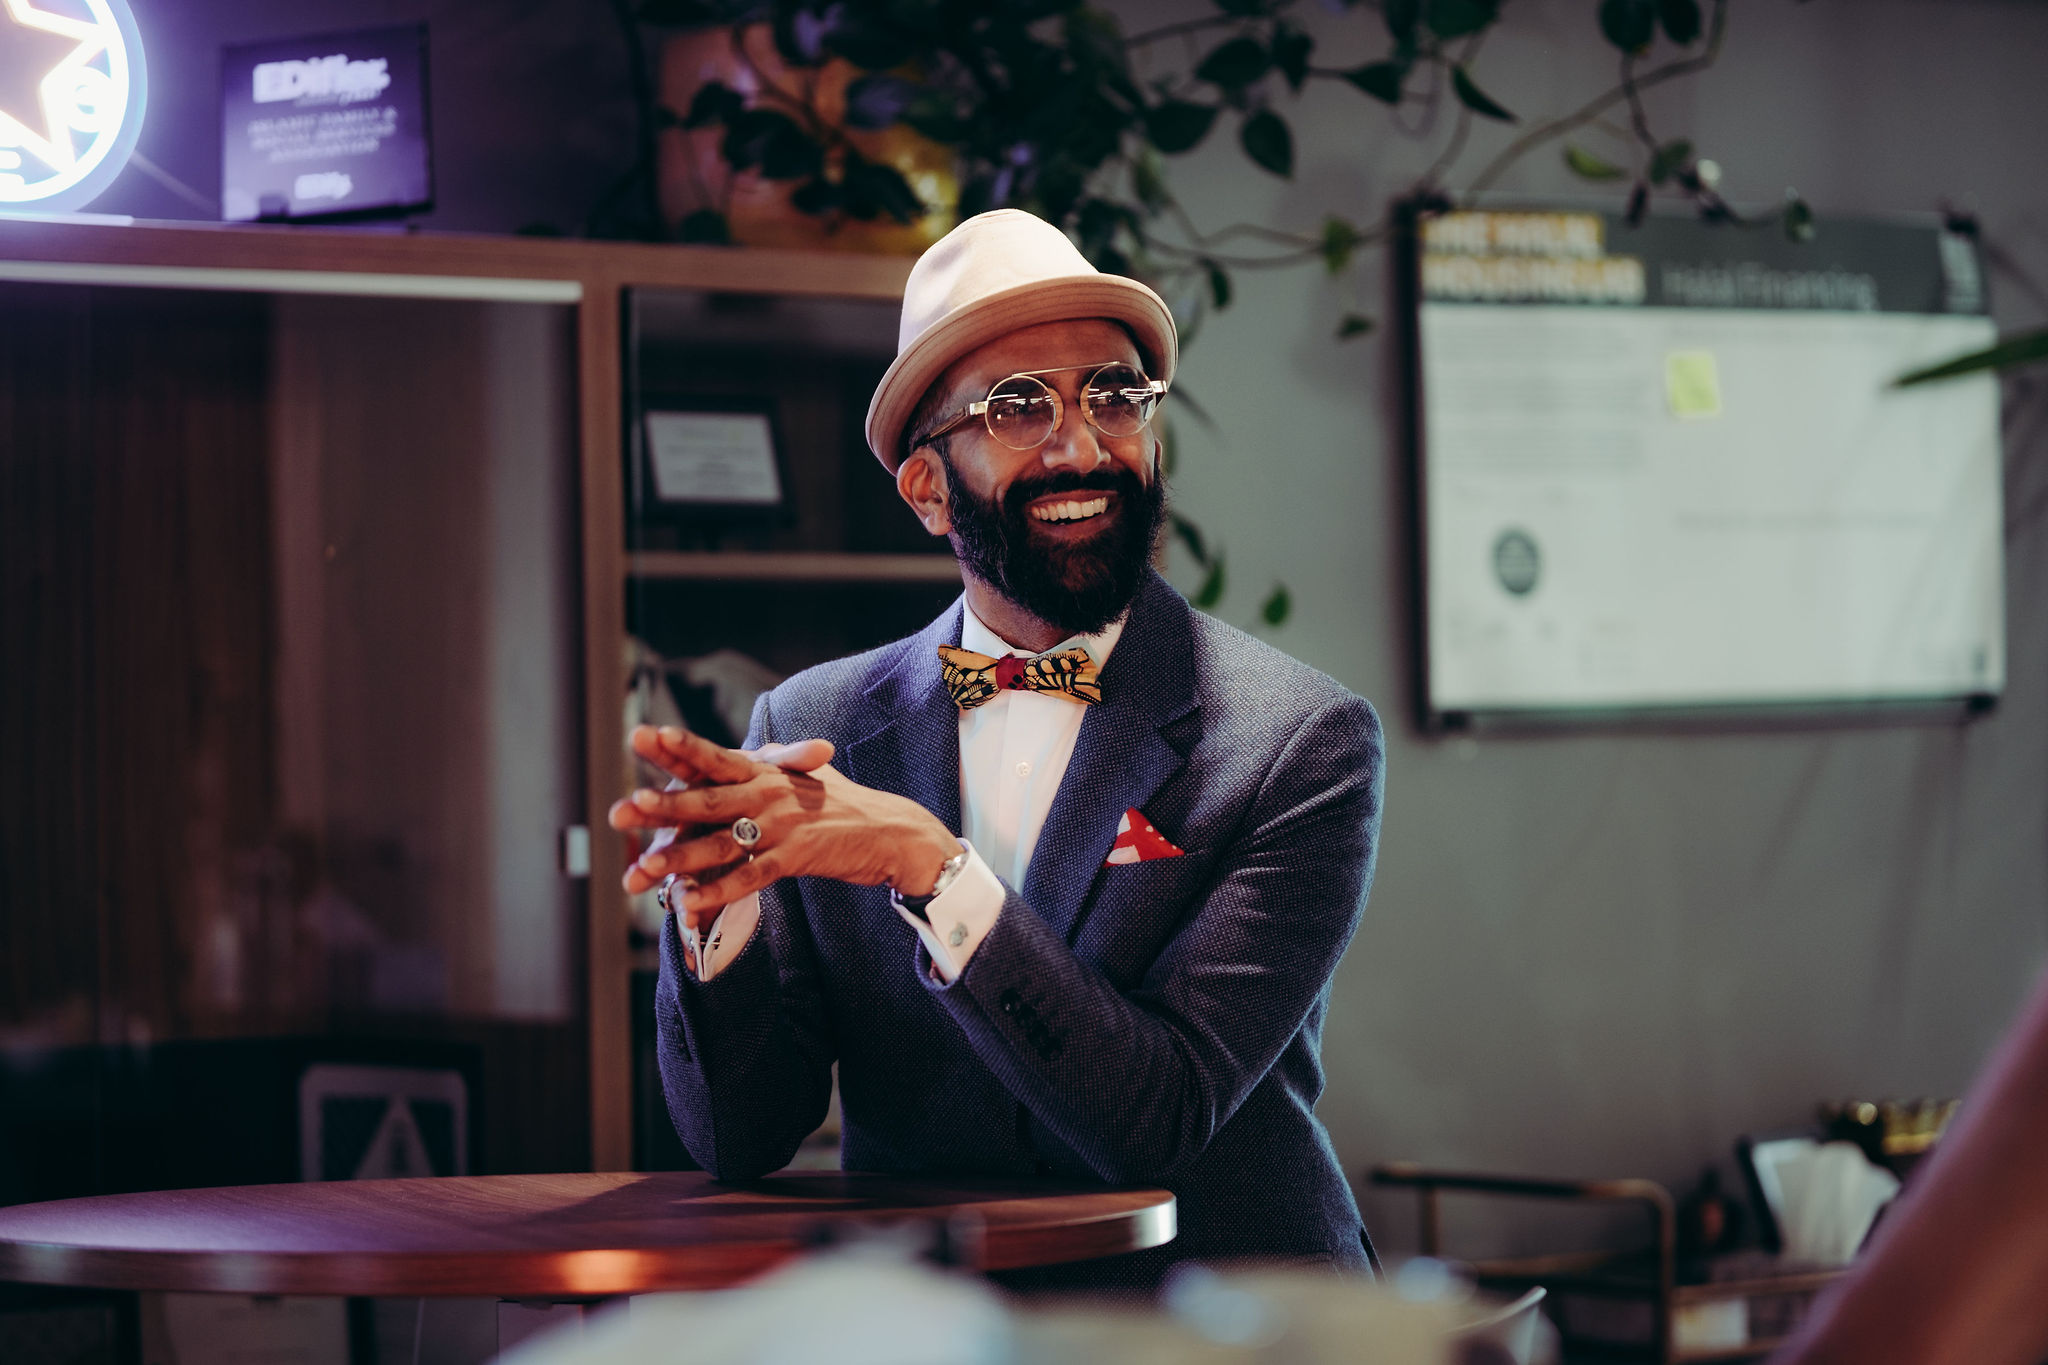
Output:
[
  {"xmin": 0, "ymin": 281, "xmax": 588, "ymax": 1202},
  {"xmin": 619, "ymin": 283, "xmax": 957, "ymax": 1169}
]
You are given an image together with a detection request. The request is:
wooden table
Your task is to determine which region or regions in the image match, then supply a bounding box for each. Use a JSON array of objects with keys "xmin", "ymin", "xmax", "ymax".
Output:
[{"xmin": 0, "ymin": 1172, "xmax": 1175, "ymax": 1298}]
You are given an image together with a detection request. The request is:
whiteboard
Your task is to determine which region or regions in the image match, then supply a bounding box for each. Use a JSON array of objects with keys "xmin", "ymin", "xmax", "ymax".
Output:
[{"xmin": 1414, "ymin": 211, "xmax": 2004, "ymax": 720}]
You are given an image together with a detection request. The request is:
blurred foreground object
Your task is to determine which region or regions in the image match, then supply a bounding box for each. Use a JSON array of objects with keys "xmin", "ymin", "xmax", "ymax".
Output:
[
  {"xmin": 500, "ymin": 1245, "xmax": 1547, "ymax": 1365},
  {"xmin": 1769, "ymin": 970, "xmax": 2048, "ymax": 1365}
]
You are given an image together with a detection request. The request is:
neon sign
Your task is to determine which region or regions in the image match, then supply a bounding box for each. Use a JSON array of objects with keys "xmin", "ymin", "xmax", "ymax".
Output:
[{"xmin": 0, "ymin": 0, "xmax": 147, "ymax": 213}]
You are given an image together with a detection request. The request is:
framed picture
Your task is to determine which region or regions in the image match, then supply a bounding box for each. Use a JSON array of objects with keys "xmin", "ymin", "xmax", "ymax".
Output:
[
  {"xmin": 221, "ymin": 23, "xmax": 434, "ymax": 223},
  {"xmin": 298, "ymin": 1062, "xmax": 469, "ymax": 1182},
  {"xmin": 637, "ymin": 397, "xmax": 790, "ymax": 521}
]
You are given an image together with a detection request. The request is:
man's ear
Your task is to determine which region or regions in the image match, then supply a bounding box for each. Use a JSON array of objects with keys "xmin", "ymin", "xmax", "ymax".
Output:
[{"xmin": 896, "ymin": 448, "xmax": 952, "ymax": 536}]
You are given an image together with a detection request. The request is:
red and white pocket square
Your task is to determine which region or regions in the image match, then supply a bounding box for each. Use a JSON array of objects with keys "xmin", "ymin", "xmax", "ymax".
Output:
[{"xmin": 1105, "ymin": 808, "xmax": 1185, "ymax": 865}]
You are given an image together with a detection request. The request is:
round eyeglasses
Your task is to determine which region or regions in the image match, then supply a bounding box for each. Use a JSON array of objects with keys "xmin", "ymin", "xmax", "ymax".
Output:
[{"xmin": 918, "ymin": 362, "xmax": 1167, "ymax": 452}]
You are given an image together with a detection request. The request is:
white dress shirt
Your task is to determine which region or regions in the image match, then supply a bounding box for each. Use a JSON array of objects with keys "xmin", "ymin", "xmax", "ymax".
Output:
[{"xmin": 681, "ymin": 604, "xmax": 1122, "ymax": 985}]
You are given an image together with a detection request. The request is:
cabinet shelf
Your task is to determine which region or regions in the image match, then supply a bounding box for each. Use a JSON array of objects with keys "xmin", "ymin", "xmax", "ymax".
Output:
[{"xmin": 628, "ymin": 551, "xmax": 960, "ymax": 584}]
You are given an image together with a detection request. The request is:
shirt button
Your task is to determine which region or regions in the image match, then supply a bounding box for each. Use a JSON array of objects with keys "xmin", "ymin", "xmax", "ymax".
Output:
[{"xmin": 1015, "ymin": 760, "xmax": 1032, "ymax": 778}]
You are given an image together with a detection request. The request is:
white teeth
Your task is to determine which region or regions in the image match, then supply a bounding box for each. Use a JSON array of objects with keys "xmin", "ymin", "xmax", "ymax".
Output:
[{"xmin": 1032, "ymin": 496, "xmax": 1110, "ymax": 524}]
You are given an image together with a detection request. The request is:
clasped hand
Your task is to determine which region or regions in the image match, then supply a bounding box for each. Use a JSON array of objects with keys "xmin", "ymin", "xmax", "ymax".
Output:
[{"xmin": 608, "ymin": 725, "xmax": 959, "ymax": 931}]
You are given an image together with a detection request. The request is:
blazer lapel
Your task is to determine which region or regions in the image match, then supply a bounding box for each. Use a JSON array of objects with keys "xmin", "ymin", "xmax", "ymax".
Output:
[
  {"xmin": 1022, "ymin": 572, "xmax": 1200, "ymax": 944},
  {"xmin": 845, "ymin": 600, "xmax": 965, "ymax": 838}
]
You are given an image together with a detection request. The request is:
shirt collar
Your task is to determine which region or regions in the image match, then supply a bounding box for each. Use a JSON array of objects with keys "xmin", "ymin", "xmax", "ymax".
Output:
[{"xmin": 961, "ymin": 599, "xmax": 1126, "ymax": 670}]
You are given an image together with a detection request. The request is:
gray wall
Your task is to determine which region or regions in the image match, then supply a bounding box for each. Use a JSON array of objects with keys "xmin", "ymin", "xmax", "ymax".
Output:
[
  {"xmin": 98, "ymin": 0, "xmax": 2048, "ymax": 1249},
  {"xmin": 1109, "ymin": 0, "xmax": 2048, "ymax": 1254}
]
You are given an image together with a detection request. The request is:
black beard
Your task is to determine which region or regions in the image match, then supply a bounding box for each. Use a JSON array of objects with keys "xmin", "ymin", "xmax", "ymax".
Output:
[{"xmin": 940, "ymin": 449, "xmax": 1167, "ymax": 638}]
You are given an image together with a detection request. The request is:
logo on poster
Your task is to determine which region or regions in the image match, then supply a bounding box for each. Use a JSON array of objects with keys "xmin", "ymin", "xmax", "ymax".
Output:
[
  {"xmin": 252, "ymin": 53, "xmax": 391, "ymax": 106},
  {"xmin": 0, "ymin": 0, "xmax": 147, "ymax": 212}
]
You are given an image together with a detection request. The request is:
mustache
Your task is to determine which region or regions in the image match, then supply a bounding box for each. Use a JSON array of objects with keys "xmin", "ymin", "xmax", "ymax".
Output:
[{"xmin": 1000, "ymin": 466, "xmax": 1144, "ymax": 521}]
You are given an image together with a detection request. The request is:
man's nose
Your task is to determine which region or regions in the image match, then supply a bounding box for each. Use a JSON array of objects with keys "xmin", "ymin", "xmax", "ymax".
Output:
[{"xmin": 1038, "ymin": 407, "xmax": 1109, "ymax": 472}]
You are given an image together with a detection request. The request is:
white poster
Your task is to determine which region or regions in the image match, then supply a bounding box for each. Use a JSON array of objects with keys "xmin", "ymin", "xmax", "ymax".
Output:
[{"xmin": 1417, "ymin": 211, "xmax": 2004, "ymax": 716}]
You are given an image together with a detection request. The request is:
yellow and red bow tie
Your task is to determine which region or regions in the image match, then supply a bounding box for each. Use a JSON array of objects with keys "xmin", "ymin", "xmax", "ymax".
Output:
[{"xmin": 938, "ymin": 644, "xmax": 1103, "ymax": 711}]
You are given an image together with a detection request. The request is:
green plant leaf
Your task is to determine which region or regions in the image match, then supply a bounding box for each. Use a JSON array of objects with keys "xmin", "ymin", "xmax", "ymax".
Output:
[
  {"xmin": 682, "ymin": 80, "xmax": 743, "ymax": 129},
  {"xmin": 1131, "ymin": 146, "xmax": 1170, "ymax": 211},
  {"xmin": 677, "ymin": 208, "xmax": 730, "ymax": 244},
  {"xmin": 1076, "ymin": 198, "xmax": 1133, "ymax": 256},
  {"xmin": 841, "ymin": 156, "xmax": 925, "ymax": 223},
  {"xmin": 789, "ymin": 178, "xmax": 840, "ymax": 215},
  {"xmin": 821, "ymin": 16, "xmax": 913, "ymax": 71},
  {"xmin": 1426, "ymin": 0, "xmax": 1501, "ymax": 39},
  {"xmin": 1893, "ymin": 326, "xmax": 2048, "ymax": 387},
  {"xmin": 1564, "ymin": 144, "xmax": 1628, "ymax": 180},
  {"xmin": 1213, "ymin": 0, "xmax": 1276, "ymax": 13},
  {"xmin": 722, "ymin": 109, "xmax": 823, "ymax": 180},
  {"xmin": 1337, "ymin": 313, "xmax": 1374, "ymax": 338},
  {"xmin": 1648, "ymin": 138, "xmax": 1692, "ymax": 185},
  {"xmin": 1063, "ymin": 7, "xmax": 1132, "ymax": 76},
  {"xmin": 1171, "ymin": 511, "xmax": 1210, "ymax": 565},
  {"xmin": 1194, "ymin": 553, "xmax": 1228, "ymax": 609},
  {"xmin": 1272, "ymin": 25, "xmax": 1314, "ymax": 92},
  {"xmin": 1240, "ymin": 108, "xmax": 1294, "ymax": 177},
  {"xmin": 1599, "ymin": 0, "xmax": 1658, "ymax": 51},
  {"xmin": 1783, "ymin": 194, "xmax": 1816, "ymax": 243},
  {"xmin": 1146, "ymin": 101, "xmax": 1221, "ymax": 154},
  {"xmin": 636, "ymin": 0, "xmax": 722, "ymax": 25},
  {"xmin": 844, "ymin": 75, "xmax": 920, "ymax": 130},
  {"xmin": 1196, "ymin": 37, "xmax": 1272, "ymax": 90},
  {"xmin": 1659, "ymin": 0, "xmax": 1703, "ymax": 44},
  {"xmin": 1260, "ymin": 584, "xmax": 1292, "ymax": 626},
  {"xmin": 1203, "ymin": 258, "xmax": 1233, "ymax": 309},
  {"xmin": 1320, "ymin": 215, "xmax": 1365, "ymax": 274},
  {"xmin": 1342, "ymin": 61, "xmax": 1409, "ymax": 104},
  {"xmin": 770, "ymin": 9, "xmax": 827, "ymax": 67},
  {"xmin": 1383, "ymin": 0, "xmax": 1421, "ymax": 42},
  {"xmin": 1450, "ymin": 64, "xmax": 1516, "ymax": 121},
  {"xmin": 900, "ymin": 89, "xmax": 965, "ymax": 144},
  {"xmin": 1624, "ymin": 181, "xmax": 1649, "ymax": 226}
]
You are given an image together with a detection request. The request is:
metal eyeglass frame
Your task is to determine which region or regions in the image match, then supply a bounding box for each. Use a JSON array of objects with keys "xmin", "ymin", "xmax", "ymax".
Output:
[{"xmin": 916, "ymin": 362, "xmax": 1169, "ymax": 452}]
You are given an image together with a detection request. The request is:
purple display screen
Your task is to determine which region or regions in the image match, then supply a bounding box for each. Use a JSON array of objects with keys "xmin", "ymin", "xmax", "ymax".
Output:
[{"xmin": 221, "ymin": 23, "xmax": 431, "ymax": 223}]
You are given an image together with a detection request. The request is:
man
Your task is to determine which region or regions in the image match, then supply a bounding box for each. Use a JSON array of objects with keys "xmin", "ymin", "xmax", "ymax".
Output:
[{"xmin": 610, "ymin": 208, "xmax": 1385, "ymax": 1288}]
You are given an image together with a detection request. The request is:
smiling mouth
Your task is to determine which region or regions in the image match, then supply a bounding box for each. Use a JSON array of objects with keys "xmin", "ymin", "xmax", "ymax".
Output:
[{"xmin": 1028, "ymin": 495, "xmax": 1113, "ymax": 526}]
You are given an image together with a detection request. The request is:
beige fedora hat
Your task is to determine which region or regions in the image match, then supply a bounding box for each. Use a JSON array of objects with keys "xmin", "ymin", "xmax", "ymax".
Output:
[{"xmin": 865, "ymin": 208, "xmax": 1178, "ymax": 472}]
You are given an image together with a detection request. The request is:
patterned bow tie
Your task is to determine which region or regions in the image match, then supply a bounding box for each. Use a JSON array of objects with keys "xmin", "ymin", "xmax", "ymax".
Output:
[{"xmin": 938, "ymin": 644, "xmax": 1103, "ymax": 711}]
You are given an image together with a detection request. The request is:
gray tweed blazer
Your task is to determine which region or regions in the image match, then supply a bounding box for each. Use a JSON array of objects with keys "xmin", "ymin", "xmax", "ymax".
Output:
[{"xmin": 655, "ymin": 570, "xmax": 1385, "ymax": 1289}]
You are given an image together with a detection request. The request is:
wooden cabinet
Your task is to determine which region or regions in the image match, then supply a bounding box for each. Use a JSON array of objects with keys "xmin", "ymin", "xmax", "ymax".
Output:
[{"xmin": 0, "ymin": 217, "xmax": 918, "ymax": 1174}]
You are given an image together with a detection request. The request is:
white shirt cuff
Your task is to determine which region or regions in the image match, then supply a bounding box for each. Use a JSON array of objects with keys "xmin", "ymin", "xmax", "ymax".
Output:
[
  {"xmin": 681, "ymin": 892, "xmax": 761, "ymax": 983},
  {"xmin": 892, "ymin": 842, "xmax": 1004, "ymax": 984}
]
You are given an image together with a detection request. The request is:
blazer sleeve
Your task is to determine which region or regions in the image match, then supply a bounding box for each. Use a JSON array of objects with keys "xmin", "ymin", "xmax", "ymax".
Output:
[
  {"xmin": 925, "ymin": 692, "xmax": 1384, "ymax": 1185},
  {"xmin": 654, "ymin": 690, "xmax": 837, "ymax": 1180}
]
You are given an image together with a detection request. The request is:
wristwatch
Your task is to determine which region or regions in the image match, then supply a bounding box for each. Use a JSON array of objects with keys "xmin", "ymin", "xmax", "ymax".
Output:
[{"xmin": 890, "ymin": 844, "xmax": 971, "ymax": 923}]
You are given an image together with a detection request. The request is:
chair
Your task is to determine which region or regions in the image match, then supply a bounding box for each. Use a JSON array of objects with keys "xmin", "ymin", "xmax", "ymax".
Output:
[{"xmin": 1371, "ymin": 1164, "xmax": 1843, "ymax": 1364}]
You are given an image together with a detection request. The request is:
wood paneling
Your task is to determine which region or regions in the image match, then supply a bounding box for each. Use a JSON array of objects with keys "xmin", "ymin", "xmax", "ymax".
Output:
[{"xmin": 0, "ymin": 284, "xmax": 276, "ymax": 1041}]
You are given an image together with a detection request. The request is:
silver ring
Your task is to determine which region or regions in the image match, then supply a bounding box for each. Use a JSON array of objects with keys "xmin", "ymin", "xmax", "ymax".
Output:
[
  {"xmin": 731, "ymin": 816, "xmax": 762, "ymax": 849},
  {"xmin": 657, "ymin": 873, "xmax": 681, "ymax": 916}
]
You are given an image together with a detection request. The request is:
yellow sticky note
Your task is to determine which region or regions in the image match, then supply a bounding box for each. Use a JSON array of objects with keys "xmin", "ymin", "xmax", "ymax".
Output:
[{"xmin": 1666, "ymin": 349, "xmax": 1722, "ymax": 419}]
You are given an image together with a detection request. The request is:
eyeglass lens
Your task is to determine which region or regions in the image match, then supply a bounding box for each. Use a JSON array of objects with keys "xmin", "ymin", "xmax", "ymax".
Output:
[
  {"xmin": 982, "ymin": 364, "xmax": 1157, "ymax": 450},
  {"xmin": 1081, "ymin": 363, "xmax": 1156, "ymax": 436}
]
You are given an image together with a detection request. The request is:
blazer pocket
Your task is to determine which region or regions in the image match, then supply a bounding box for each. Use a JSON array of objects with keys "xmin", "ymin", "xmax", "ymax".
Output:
[{"xmin": 1078, "ymin": 849, "xmax": 1217, "ymax": 977}]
